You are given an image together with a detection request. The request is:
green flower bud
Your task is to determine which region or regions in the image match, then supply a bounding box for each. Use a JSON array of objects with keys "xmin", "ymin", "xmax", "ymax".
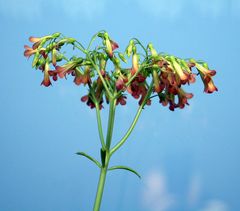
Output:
[
  {"xmin": 52, "ymin": 32, "xmax": 61, "ymax": 38},
  {"xmin": 118, "ymin": 53, "xmax": 127, "ymax": 63},
  {"xmin": 148, "ymin": 43, "xmax": 158, "ymax": 57},
  {"xmin": 125, "ymin": 40, "xmax": 134, "ymax": 57}
]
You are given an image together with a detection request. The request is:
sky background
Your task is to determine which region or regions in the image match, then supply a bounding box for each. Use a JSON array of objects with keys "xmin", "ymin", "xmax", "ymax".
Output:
[{"xmin": 0, "ymin": 0, "xmax": 240, "ymax": 210}]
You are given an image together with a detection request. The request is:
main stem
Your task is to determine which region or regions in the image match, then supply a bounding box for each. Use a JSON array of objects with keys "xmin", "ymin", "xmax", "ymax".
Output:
[
  {"xmin": 93, "ymin": 98, "xmax": 116, "ymax": 211},
  {"xmin": 93, "ymin": 157, "xmax": 109, "ymax": 211}
]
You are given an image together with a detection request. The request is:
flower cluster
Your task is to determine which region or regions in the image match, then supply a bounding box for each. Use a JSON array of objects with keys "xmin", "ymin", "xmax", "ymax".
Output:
[{"xmin": 24, "ymin": 31, "xmax": 218, "ymax": 111}]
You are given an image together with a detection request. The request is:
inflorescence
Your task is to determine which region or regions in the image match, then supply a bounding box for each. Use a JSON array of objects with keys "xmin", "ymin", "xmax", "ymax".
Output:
[{"xmin": 24, "ymin": 31, "xmax": 218, "ymax": 111}]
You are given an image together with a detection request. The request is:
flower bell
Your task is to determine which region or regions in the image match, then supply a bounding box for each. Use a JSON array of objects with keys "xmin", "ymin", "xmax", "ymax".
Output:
[
  {"xmin": 41, "ymin": 62, "xmax": 51, "ymax": 87},
  {"xmin": 131, "ymin": 47, "xmax": 139, "ymax": 75},
  {"xmin": 24, "ymin": 45, "xmax": 37, "ymax": 58},
  {"xmin": 170, "ymin": 57, "xmax": 189, "ymax": 84},
  {"xmin": 193, "ymin": 62, "xmax": 218, "ymax": 94},
  {"xmin": 152, "ymin": 68, "xmax": 161, "ymax": 93},
  {"xmin": 125, "ymin": 40, "xmax": 134, "ymax": 57},
  {"xmin": 148, "ymin": 43, "xmax": 158, "ymax": 58},
  {"xmin": 204, "ymin": 78, "xmax": 218, "ymax": 93}
]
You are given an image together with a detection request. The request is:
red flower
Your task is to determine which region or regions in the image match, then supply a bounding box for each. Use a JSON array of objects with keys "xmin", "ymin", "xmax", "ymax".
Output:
[
  {"xmin": 105, "ymin": 38, "xmax": 113, "ymax": 57},
  {"xmin": 204, "ymin": 78, "xmax": 218, "ymax": 93},
  {"xmin": 55, "ymin": 63, "xmax": 76, "ymax": 78},
  {"xmin": 41, "ymin": 62, "xmax": 52, "ymax": 87},
  {"xmin": 116, "ymin": 77, "xmax": 125, "ymax": 91},
  {"xmin": 110, "ymin": 39, "xmax": 119, "ymax": 51},
  {"xmin": 74, "ymin": 66, "xmax": 91, "ymax": 86},
  {"xmin": 176, "ymin": 88, "xmax": 193, "ymax": 109},
  {"xmin": 153, "ymin": 69, "xmax": 161, "ymax": 93},
  {"xmin": 48, "ymin": 70, "xmax": 58, "ymax": 81},
  {"xmin": 116, "ymin": 95, "xmax": 127, "ymax": 106},
  {"xmin": 194, "ymin": 63, "xmax": 218, "ymax": 94},
  {"xmin": 24, "ymin": 45, "xmax": 37, "ymax": 58}
]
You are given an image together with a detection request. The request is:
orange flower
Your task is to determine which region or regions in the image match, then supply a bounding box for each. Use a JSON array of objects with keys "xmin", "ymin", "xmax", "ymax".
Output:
[
  {"xmin": 153, "ymin": 69, "xmax": 161, "ymax": 93},
  {"xmin": 24, "ymin": 45, "xmax": 37, "ymax": 58},
  {"xmin": 170, "ymin": 57, "xmax": 189, "ymax": 84},
  {"xmin": 56, "ymin": 62, "xmax": 77, "ymax": 78},
  {"xmin": 41, "ymin": 62, "xmax": 52, "ymax": 87},
  {"xmin": 176, "ymin": 88, "xmax": 193, "ymax": 109},
  {"xmin": 204, "ymin": 78, "xmax": 218, "ymax": 93},
  {"xmin": 194, "ymin": 63, "xmax": 218, "ymax": 94},
  {"xmin": 131, "ymin": 53, "xmax": 139, "ymax": 75},
  {"xmin": 74, "ymin": 66, "xmax": 91, "ymax": 86}
]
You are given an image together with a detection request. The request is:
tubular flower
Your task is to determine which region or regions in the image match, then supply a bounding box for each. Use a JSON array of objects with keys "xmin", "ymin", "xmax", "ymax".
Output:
[
  {"xmin": 51, "ymin": 48, "xmax": 57, "ymax": 66},
  {"xmin": 116, "ymin": 95, "xmax": 127, "ymax": 106},
  {"xmin": 41, "ymin": 62, "xmax": 52, "ymax": 87},
  {"xmin": 103, "ymin": 33, "xmax": 118, "ymax": 58},
  {"xmin": 56, "ymin": 63, "xmax": 76, "ymax": 78},
  {"xmin": 194, "ymin": 62, "xmax": 218, "ymax": 94},
  {"xmin": 29, "ymin": 33, "xmax": 60, "ymax": 50},
  {"xmin": 116, "ymin": 77, "xmax": 125, "ymax": 91},
  {"xmin": 55, "ymin": 59, "xmax": 83, "ymax": 78},
  {"xmin": 24, "ymin": 45, "xmax": 37, "ymax": 58},
  {"xmin": 148, "ymin": 43, "xmax": 158, "ymax": 58},
  {"xmin": 48, "ymin": 70, "xmax": 58, "ymax": 81},
  {"xmin": 131, "ymin": 53, "xmax": 139, "ymax": 75},
  {"xmin": 176, "ymin": 88, "xmax": 193, "ymax": 109},
  {"xmin": 170, "ymin": 57, "xmax": 189, "ymax": 84},
  {"xmin": 204, "ymin": 78, "xmax": 218, "ymax": 93},
  {"xmin": 152, "ymin": 68, "xmax": 161, "ymax": 93},
  {"xmin": 74, "ymin": 66, "xmax": 91, "ymax": 86},
  {"xmin": 125, "ymin": 40, "xmax": 134, "ymax": 57}
]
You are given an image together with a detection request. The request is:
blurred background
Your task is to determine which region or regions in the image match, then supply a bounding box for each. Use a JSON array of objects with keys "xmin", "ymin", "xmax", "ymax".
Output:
[{"xmin": 0, "ymin": 0, "xmax": 239, "ymax": 210}]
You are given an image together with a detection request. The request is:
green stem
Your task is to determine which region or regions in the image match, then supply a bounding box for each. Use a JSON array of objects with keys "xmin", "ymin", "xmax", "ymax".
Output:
[
  {"xmin": 111, "ymin": 81, "xmax": 153, "ymax": 155},
  {"xmin": 93, "ymin": 97, "xmax": 116, "ymax": 211},
  {"xmin": 87, "ymin": 30, "xmax": 106, "ymax": 51},
  {"xmin": 88, "ymin": 54, "xmax": 112, "ymax": 99},
  {"xmin": 106, "ymin": 98, "xmax": 116, "ymax": 150},
  {"xmin": 95, "ymin": 102, "xmax": 106, "ymax": 149},
  {"xmin": 93, "ymin": 157, "xmax": 109, "ymax": 211},
  {"xmin": 110, "ymin": 104, "xmax": 143, "ymax": 155}
]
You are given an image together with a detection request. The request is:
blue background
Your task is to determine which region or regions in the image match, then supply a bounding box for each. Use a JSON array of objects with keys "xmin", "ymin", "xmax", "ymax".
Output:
[{"xmin": 0, "ymin": 0, "xmax": 239, "ymax": 210}]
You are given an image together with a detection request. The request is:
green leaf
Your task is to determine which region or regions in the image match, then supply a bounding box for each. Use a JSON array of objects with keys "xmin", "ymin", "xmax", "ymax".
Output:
[
  {"xmin": 108, "ymin": 165, "xmax": 141, "ymax": 179},
  {"xmin": 76, "ymin": 152, "xmax": 101, "ymax": 168}
]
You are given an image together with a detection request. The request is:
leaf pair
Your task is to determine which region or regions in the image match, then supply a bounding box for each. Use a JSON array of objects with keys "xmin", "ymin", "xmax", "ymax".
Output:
[{"xmin": 76, "ymin": 151, "xmax": 141, "ymax": 178}]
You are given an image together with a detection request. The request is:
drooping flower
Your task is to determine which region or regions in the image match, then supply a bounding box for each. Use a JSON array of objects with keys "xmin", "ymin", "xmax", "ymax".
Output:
[
  {"xmin": 170, "ymin": 57, "xmax": 189, "ymax": 84},
  {"xmin": 153, "ymin": 68, "xmax": 161, "ymax": 93},
  {"xmin": 51, "ymin": 48, "xmax": 57, "ymax": 66},
  {"xmin": 116, "ymin": 95, "xmax": 127, "ymax": 106},
  {"xmin": 131, "ymin": 53, "xmax": 139, "ymax": 75},
  {"xmin": 41, "ymin": 62, "xmax": 52, "ymax": 87},
  {"xmin": 56, "ymin": 60, "xmax": 83, "ymax": 79},
  {"xmin": 24, "ymin": 45, "xmax": 37, "ymax": 58},
  {"xmin": 103, "ymin": 33, "xmax": 118, "ymax": 58},
  {"xmin": 204, "ymin": 78, "xmax": 218, "ymax": 93},
  {"xmin": 176, "ymin": 88, "xmax": 193, "ymax": 109},
  {"xmin": 48, "ymin": 70, "xmax": 58, "ymax": 81},
  {"xmin": 148, "ymin": 43, "xmax": 158, "ymax": 58},
  {"xmin": 125, "ymin": 40, "xmax": 134, "ymax": 57},
  {"xmin": 74, "ymin": 66, "xmax": 91, "ymax": 86},
  {"xmin": 116, "ymin": 77, "xmax": 125, "ymax": 91},
  {"xmin": 194, "ymin": 62, "xmax": 218, "ymax": 94}
]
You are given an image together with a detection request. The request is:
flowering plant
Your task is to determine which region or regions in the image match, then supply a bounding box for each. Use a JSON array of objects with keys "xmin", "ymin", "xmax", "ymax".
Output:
[{"xmin": 24, "ymin": 30, "xmax": 217, "ymax": 210}]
